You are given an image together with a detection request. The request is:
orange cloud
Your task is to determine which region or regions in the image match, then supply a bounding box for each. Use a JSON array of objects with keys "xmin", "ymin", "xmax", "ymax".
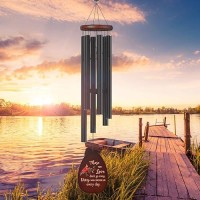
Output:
[
  {"xmin": 0, "ymin": 36, "xmax": 46, "ymax": 62},
  {"xmin": 12, "ymin": 55, "xmax": 80, "ymax": 80},
  {"xmin": 113, "ymin": 52, "xmax": 150, "ymax": 71},
  {"xmin": 10, "ymin": 52, "xmax": 149, "ymax": 80},
  {"xmin": 0, "ymin": 0, "xmax": 145, "ymax": 24}
]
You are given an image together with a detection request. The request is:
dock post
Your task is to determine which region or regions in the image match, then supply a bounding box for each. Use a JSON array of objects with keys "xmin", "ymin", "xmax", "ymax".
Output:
[
  {"xmin": 163, "ymin": 117, "xmax": 167, "ymax": 127},
  {"xmin": 174, "ymin": 115, "xmax": 177, "ymax": 135},
  {"xmin": 184, "ymin": 112, "xmax": 191, "ymax": 155},
  {"xmin": 144, "ymin": 122, "xmax": 149, "ymax": 141},
  {"xmin": 139, "ymin": 118, "xmax": 142, "ymax": 147}
]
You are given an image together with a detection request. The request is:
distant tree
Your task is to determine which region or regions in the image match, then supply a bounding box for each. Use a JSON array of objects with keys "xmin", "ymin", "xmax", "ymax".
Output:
[
  {"xmin": 0, "ymin": 99, "xmax": 6, "ymax": 107},
  {"xmin": 195, "ymin": 105, "xmax": 200, "ymax": 113},
  {"xmin": 135, "ymin": 107, "xmax": 143, "ymax": 113},
  {"xmin": 113, "ymin": 107, "xmax": 123, "ymax": 114}
]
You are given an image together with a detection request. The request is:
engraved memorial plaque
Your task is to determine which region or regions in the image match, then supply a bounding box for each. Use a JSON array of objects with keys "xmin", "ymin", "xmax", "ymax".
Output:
[{"xmin": 78, "ymin": 148, "xmax": 108, "ymax": 193}]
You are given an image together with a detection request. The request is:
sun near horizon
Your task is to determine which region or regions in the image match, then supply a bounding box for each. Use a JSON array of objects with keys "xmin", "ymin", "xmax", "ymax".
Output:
[{"xmin": 29, "ymin": 96, "xmax": 54, "ymax": 106}]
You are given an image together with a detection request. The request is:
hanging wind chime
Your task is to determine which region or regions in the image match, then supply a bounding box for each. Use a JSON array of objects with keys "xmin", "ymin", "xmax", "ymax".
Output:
[{"xmin": 81, "ymin": 0, "xmax": 113, "ymax": 142}]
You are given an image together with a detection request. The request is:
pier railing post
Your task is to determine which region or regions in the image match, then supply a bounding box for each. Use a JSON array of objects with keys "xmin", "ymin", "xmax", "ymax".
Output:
[
  {"xmin": 144, "ymin": 122, "xmax": 149, "ymax": 142},
  {"xmin": 139, "ymin": 118, "xmax": 142, "ymax": 147},
  {"xmin": 174, "ymin": 115, "xmax": 177, "ymax": 135},
  {"xmin": 184, "ymin": 112, "xmax": 191, "ymax": 155},
  {"xmin": 163, "ymin": 117, "xmax": 167, "ymax": 127}
]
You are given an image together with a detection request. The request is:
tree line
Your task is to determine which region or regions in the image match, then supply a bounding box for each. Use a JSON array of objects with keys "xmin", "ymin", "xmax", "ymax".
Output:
[
  {"xmin": 1, "ymin": 99, "xmax": 200, "ymax": 116},
  {"xmin": 112, "ymin": 106, "xmax": 200, "ymax": 115},
  {"xmin": 0, "ymin": 99, "xmax": 80, "ymax": 116}
]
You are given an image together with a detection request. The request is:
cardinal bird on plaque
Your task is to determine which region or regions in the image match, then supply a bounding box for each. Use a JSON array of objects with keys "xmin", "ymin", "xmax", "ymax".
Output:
[{"xmin": 78, "ymin": 148, "xmax": 108, "ymax": 193}]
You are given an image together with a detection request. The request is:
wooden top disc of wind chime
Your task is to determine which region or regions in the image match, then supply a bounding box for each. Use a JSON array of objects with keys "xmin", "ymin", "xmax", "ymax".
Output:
[{"xmin": 80, "ymin": 24, "xmax": 113, "ymax": 31}]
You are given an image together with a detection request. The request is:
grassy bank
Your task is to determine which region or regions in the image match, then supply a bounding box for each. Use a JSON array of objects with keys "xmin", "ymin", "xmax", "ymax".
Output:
[
  {"xmin": 5, "ymin": 146, "xmax": 149, "ymax": 200},
  {"xmin": 191, "ymin": 141, "xmax": 200, "ymax": 174}
]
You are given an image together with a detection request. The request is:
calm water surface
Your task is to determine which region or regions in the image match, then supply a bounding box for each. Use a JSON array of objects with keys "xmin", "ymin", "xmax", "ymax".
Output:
[{"xmin": 0, "ymin": 114, "xmax": 200, "ymax": 196}]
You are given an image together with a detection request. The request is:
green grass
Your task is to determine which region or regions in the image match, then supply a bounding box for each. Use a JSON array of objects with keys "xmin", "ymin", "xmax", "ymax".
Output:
[
  {"xmin": 5, "ymin": 146, "xmax": 149, "ymax": 200},
  {"xmin": 191, "ymin": 141, "xmax": 200, "ymax": 174}
]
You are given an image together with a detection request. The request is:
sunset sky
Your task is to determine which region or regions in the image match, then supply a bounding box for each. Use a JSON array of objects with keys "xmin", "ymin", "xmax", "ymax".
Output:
[{"xmin": 0, "ymin": 0, "xmax": 200, "ymax": 108}]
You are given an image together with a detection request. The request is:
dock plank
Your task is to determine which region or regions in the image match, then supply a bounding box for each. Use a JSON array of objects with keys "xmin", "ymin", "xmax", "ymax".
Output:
[
  {"xmin": 150, "ymin": 137, "xmax": 158, "ymax": 152},
  {"xmin": 168, "ymin": 138, "xmax": 177, "ymax": 153},
  {"xmin": 174, "ymin": 153, "xmax": 200, "ymax": 199},
  {"xmin": 157, "ymin": 152, "xmax": 168, "ymax": 196},
  {"xmin": 181, "ymin": 154, "xmax": 200, "ymax": 192},
  {"xmin": 145, "ymin": 151, "xmax": 157, "ymax": 196},
  {"xmin": 167, "ymin": 151, "xmax": 189, "ymax": 199},
  {"xmin": 163, "ymin": 152, "xmax": 179, "ymax": 198},
  {"xmin": 149, "ymin": 126, "xmax": 177, "ymax": 138},
  {"xmin": 138, "ymin": 125, "xmax": 200, "ymax": 200},
  {"xmin": 160, "ymin": 137, "xmax": 166, "ymax": 153},
  {"xmin": 165, "ymin": 138, "xmax": 171, "ymax": 153}
]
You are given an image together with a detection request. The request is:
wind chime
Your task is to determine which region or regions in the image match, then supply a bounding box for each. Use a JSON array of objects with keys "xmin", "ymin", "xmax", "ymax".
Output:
[{"xmin": 81, "ymin": 0, "xmax": 113, "ymax": 142}]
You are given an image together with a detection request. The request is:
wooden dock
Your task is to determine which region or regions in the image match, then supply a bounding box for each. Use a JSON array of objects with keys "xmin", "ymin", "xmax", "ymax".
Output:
[{"xmin": 135, "ymin": 125, "xmax": 200, "ymax": 200}]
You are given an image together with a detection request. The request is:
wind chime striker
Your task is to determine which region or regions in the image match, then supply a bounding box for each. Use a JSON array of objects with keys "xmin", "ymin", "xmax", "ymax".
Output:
[{"xmin": 81, "ymin": 0, "xmax": 113, "ymax": 142}]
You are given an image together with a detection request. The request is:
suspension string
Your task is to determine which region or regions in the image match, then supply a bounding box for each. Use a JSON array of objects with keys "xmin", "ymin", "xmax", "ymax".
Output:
[
  {"xmin": 97, "ymin": 3, "xmax": 100, "ymax": 24},
  {"xmin": 85, "ymin": 1, "xmax": 109, "ymax": 26},
  {"xmin": 93, "ymin": 3, "xmax": 97, "ymax": 24},
  {"xmin": 85, "ymin": 3, "xmax": 96, "ymax": 25},
  {"xmin": 97, "ymin": 4, "xmax": 108, "ymax": 25}
]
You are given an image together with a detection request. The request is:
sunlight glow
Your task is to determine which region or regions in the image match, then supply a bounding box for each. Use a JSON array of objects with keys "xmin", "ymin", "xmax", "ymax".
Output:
[
  {"xmin": 30, "ymin": 97, "xmax": 53, "ymax": 106},
  {"xmin": 37, "ymin": 117, "xmax": 43, "ymax": 136}
]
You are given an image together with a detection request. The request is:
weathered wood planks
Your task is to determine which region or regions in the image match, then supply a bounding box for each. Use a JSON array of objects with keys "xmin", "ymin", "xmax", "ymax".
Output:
[
  {"xmin": 134, "ymin": 125, "xmax": 200, "ymax": 200},
  {"xmin": 148, "ymin": 126, "xmax": 177, "ymax": 138}
]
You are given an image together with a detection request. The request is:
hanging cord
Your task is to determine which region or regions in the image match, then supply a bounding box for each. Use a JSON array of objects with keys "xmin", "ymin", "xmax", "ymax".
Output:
[
  {"xmin": 85, "ymin": 0, "xmax": 108, "ymax": 25},
  {"xmin": 97, "ymin": 3, "xmax": 100, "ymax": 24},
  {"xmin": 85, "ymin": 3, "xmax": 96, "ymax": 25},
  {"xmin": 93, "ymin": 2, "xmax": 97, "ymax": 24},
  {"xmin": 97, "ymin": 3, "xmax": 108, "ymax": 25}
]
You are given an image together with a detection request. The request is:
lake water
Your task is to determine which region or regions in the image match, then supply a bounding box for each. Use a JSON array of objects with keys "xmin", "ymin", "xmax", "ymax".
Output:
[{"xmin": 0, "ymin": 114, "xmax": 200, "ymax": 197}]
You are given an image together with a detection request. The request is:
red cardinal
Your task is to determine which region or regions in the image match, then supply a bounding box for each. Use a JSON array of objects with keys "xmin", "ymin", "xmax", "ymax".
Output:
[{"xmin": 80, "ymin": 164, "xmax": 89, "ymax": 176}]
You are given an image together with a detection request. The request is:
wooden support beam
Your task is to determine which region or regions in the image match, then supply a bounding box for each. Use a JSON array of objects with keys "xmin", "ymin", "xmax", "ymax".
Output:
[
  {"xmin": 184, "ymin": 112, "xmax": 191, "ymax": 155},
  {"xmin": 144, "ymin": 122, "xmax": 150, "ymax": 142},
  {"xmin": 139, "ymin": 118, "xmax": 142, "ymax": 147},
  {"xmin": 174, "ymin": 115, "xmax": 177, "ymax": 135},
  {"xmin": 163, "ymin": 117, "xmax": 167, "ymax": 127}
]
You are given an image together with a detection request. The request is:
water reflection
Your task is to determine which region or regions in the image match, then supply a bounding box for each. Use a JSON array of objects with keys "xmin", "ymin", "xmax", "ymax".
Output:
[
  {"xmin": 38, "ymin": 117, "xmax": 43, "ymax": 136},
  {"xmin": 0, "ymin": 116, "xmax": 85, "ymax": 196},
  {"xmin": 0, "ymin": 115, "xmax": 199, "ymax": 197}
]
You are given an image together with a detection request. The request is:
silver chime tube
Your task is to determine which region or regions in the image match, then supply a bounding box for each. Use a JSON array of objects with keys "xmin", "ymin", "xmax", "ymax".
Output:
[
  {"xmin": 90, "ymin": 37, "xmax": 96, "ymax": 133},
  {"xmin": 81, "ymin": 35, "xmax": 87, "ymax": 142},
  {"xmin": 97, "ymin": 35, "xmax": 103, "ymax": 114}
]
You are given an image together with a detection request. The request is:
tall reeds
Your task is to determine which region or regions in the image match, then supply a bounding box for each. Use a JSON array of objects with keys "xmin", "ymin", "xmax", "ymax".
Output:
[
  {"xmin": 4, "ymin": 146, "xmax": 149, "ymax": 200},
  {"xmin": 191, "ymin": 141, "xmax": 200, "ymax": 174},
  {"xmin": 56, "ymin": 146, "xmax": 149, "ymax": 200}
]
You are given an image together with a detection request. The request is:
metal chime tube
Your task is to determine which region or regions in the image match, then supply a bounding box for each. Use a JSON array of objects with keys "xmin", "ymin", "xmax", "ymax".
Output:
[
  {"xmin": 90, "ymin": 37, "xmax": 96, "ymax": 133},
  {"xmin": 86, "ymin": 35, "xmax": 91, "ymax": 109},
  {"xmin": 108, "ymin": 35, "xmax": 112, "ymax": 119},
  {"xmin": 97, "ymin": 35, "xmax": 103, "ymax": 114},
  {"xmin": 81, "ymin": 35, "xmax": 87, "ymax": 142},
  {"xmin": 103, "ymin": 36, "xmax": 108, "ymax": 126},
  {"xmin": 105, "ymin": 36, "xmax": 109, "ymax": 120}
]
